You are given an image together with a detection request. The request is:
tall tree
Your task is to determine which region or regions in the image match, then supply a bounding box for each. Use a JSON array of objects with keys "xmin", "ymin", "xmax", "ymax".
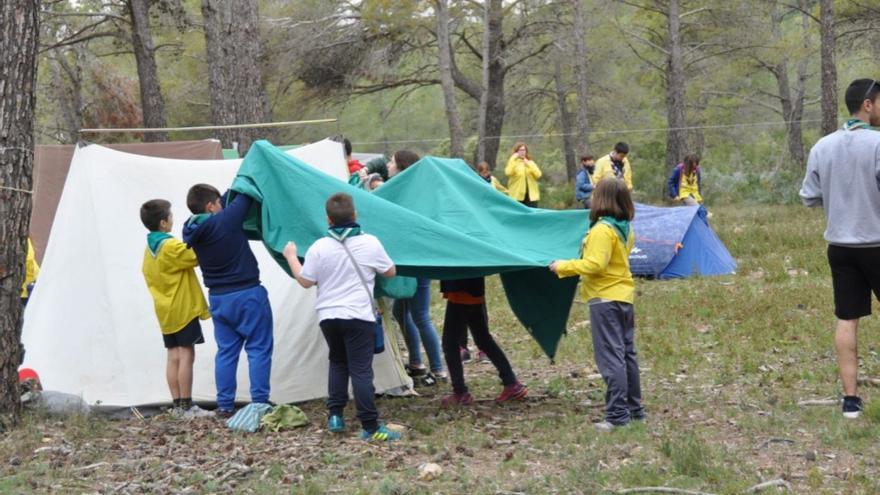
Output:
[
  {"xmin": 663, "ymin": 0, "xmax": 687, "ymax": 173},
  {"xmin": 819, "ymin": 0, "xmax": 837, "ymax": 135},
  {"xmin": 435, "ymin": 0, "xmax": 465, "ymax": 158},
  {"xmin": 572, "ymin": 0, "xmax": 590, "ymax": 156},
  {"xmin": 128, "ymin": 0, "xmax": 168, "ymax": 141},
  {"xmin": 620, "ymin": 1, "xmax": 748, "ymax": 171},
  {"xmin": 0, "ymin": 0, "xmax": 40, "ymax": 428},
  {"xmin": 475, "ymin": 0, "xmax": 505, "ymax": 168},
  {"xmin": 553, "ymin": 55, "xmax": 578, "ymax": 181},
  {"xmin": 201, "ymin": 0, "xmax": 269, "ymax": 155}
]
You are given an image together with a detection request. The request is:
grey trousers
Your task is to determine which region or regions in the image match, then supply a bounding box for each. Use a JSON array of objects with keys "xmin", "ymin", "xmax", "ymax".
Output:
[{"xmin": 589, "ymin": 300, "xmax": 644, "ymax": 425}]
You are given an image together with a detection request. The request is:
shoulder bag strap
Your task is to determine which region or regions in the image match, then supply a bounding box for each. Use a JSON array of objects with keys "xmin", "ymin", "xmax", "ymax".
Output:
[{"xmin": 337, "ymin": 239, "xmax": 380, "ymax": 315}]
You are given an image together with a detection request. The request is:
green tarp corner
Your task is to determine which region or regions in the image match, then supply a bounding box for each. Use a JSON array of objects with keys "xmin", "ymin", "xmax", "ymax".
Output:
[{"xmin": 231, "ymin": 141, "xmax": 588, "ymax": 359}]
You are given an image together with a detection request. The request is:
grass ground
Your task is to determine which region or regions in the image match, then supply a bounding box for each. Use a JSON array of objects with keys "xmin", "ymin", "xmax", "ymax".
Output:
[{"xmin": 2, "ymin": 203, "xmax": 879, "ymax": 494}]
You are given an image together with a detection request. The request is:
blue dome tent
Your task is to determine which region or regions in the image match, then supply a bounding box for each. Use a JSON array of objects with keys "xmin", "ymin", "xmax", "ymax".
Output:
[{"xmin": 630, "ymin": 204, "xmax": 736, "ymax": 279}]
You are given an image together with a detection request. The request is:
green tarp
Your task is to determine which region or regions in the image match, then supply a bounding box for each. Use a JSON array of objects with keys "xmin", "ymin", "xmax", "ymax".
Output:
[{"xmin": 231, "ymin": 141, "xmax": 589, "ymax": 359}]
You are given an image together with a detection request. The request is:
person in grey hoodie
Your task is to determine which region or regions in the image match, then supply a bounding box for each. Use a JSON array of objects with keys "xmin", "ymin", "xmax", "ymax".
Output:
[{"xmin": 800, "ymin": 78, "xmax": 880, "ymax": 419}]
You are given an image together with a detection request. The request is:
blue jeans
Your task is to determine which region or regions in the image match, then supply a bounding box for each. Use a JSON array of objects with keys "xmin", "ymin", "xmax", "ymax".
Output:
[
  {"xmin": 209, "ymin": 284, "xmax": 274, "ymax": 410},
  {"xmin": 392, "ymin": 278, "xmax": 444, "ymax": 373}
]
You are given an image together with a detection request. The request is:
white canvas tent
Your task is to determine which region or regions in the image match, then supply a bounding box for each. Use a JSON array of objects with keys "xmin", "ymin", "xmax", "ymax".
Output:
[{"xmin": 21, "ymin": 139, "xmax": 412, "ymax": 408}]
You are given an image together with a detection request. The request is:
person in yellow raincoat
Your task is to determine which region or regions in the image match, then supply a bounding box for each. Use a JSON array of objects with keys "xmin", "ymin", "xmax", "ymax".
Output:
[{"xmin": 504, "ymin": 142, "xmax": 542, "ymax": 207}]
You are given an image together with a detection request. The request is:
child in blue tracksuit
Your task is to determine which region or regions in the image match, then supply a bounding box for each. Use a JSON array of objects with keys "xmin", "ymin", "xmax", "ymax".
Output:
[
  {"xmin": 575, "ymin": 154, "xmax": 596, "ymax": 209},
  {"xmin": 182, "ymin": 184, "xmax": 274, "ymax": 417}
]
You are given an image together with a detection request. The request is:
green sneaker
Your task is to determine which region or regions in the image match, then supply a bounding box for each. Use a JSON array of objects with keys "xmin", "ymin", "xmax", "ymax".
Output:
[
  {"xmin": 328, "ymin": 414, "xmax": 345, "ymax": 433},
  {"xmin": 360, "ymin": 424, "xmax": 401, "ymax": 442}
]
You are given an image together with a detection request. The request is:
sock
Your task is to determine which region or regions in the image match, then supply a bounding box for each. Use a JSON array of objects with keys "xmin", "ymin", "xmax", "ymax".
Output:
[
  {"xmin": 179, "ymin": 397, "xmax": 192, "ymax": 410},
  {"xmin": 172, "ymin": 398, "xmax": 181, "ymax": 408}
]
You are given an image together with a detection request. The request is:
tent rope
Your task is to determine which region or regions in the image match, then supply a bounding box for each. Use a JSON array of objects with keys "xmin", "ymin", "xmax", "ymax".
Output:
[
  {"xmin": 0, "ymin": 185, "xmax": 33, "ymax": 194},
  {"xmin": 79, "ymin": 118, "xmax": 338, "ymax": 134}
]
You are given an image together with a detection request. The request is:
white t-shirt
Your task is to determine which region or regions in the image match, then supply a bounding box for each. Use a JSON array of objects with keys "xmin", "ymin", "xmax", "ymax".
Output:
[{"xmin": 300, "ymin": 234, "xmax": 394, "ymax": 323}]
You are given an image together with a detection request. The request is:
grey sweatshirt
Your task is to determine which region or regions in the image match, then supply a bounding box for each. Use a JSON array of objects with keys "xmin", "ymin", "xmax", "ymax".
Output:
[{"xmin": 800, "ymin": 128, "xmax": 880, "ymax": 246}]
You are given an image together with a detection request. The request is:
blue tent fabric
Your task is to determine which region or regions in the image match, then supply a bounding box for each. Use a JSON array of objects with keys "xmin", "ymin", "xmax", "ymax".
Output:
[{"xmin": 629, "ymin": 204, "xmax": 735, "ymax": 279}]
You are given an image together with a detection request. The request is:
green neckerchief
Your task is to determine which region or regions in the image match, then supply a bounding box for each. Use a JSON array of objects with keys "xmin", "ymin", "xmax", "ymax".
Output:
[
  {"xmin": 591, "ymin": 216, "xmax": 631, "ymax": 244},
  {"xmin": 844, "ymin": 119, "xmax": 873, "ymax": 131},
  {"xmin": 185, "ymin": 213, "xmax": 212, "ymax": 228},
  {"xmin": 326, "ymin": 222, "xmax": 362, "ymax": 242},
  {"xmin": 147, "ymin": 231, "xmax": 173, "ymax": 257}
]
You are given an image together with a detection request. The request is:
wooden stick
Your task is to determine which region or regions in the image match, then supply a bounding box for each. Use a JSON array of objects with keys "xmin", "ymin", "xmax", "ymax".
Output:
[
  {"xmin": 796, "ymin": 398, "xmax": 839, "ymax": 406},
  {"xmin": 745, "ymin": 479, "xmax": 792, "ymax": 493},
  {"xmin": 617, "ymin": 488, "xmax": 716, "ymax": 495},
  {"xmin": 79, "ymin": 118, "xmax": 337, "ymax": 134},
  {"xmin": 858, "ymin": 377, "xmax": 880, "ymax": 387}
]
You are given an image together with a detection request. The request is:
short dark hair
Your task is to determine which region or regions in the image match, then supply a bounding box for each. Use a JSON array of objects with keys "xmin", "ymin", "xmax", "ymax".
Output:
[
  {"xmin": 580, "ymin": 154, "xmax": 594, "ymax": 162},
  {"xmin": 614, "ymin": 142, "xmax": 629, "ymax": 155},
  {"xmin": 590, "ymin": 179, "xmax": 634, "ymax": 224},
  {"xmin": 186, "ymin": 184, "xmax": 221, "ymax": 214},
  {"xmin": 845, "ymin": 79, "xmax": 880, "ymax": 115},
  {"xmin": 393, "ymin": 150, "xmax": 420, "ymax": 172},
  {"xmin": 343, "ymin": 138, "xmax": 353, "ymax": 156},
  {"xmin": 326, "ymin": 192, "xmax": 355, "ymax": 226},
  {"xmin": 140, "ymin": 199, "xmax": 171, "ymax": 231}
]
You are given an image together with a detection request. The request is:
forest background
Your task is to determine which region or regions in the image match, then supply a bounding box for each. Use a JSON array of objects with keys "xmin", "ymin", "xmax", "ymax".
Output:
[{"xmin": 37, "ymin": 0, "xmax": 880, "ymax": 205}]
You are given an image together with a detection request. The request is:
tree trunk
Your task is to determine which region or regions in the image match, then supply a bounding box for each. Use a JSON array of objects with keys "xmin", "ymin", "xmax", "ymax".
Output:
[
  {"xmin": 475, "ymin": 0, "xmax": 505, "ymax": 170},
  {"xmin": 201, "ymin": 0, "xmax": 237, "ymax": 149},
  {"xmin": 788, "ymin": 1, "xmax": 810, "ymax": 168},
  {"xmin": 0, "ymin": 0, "xmax": 39, "ymax": 429},
  {"xmin": 819, "ymin": 0, "xmax": 837, "ymax": 135},
  {"xmin": 128, "ymin": 0, "xmax": 168, "ymax": 142},
  {"xmin": 435, "ymin": 0, "xmax": 465, "ymax": 158},
  {"xmin": 664, "ymin": 0, "xmax": 688, "ymax": 172},
  {"xmin": 572, "ymin": 0, "xmax": 590, "ymax": 155},
  {"xmin": 50, "ymin": 48, "xmax": 83, "ymax": 144},
  {"xmin": 230, "ymin": 0, "xmax": 269, "ymax": 155},
  {"xmin": 554, "ymin": 58, "xmax": 577, "ymax": 181},
  {"xmin": 201, "ymin": 0, "xmax": 268, "ymax": 155}
]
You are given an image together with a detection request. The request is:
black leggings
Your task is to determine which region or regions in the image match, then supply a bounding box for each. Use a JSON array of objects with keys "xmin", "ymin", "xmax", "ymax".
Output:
[{"xmin": 441, "ymin": 302, "xmax": 517, "ymax": 394}]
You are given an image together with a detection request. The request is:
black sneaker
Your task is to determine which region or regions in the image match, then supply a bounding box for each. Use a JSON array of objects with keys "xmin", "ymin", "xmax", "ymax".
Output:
[{"xmin": 843, "ymin": 396, "xmax": 863, "ymax": 419}]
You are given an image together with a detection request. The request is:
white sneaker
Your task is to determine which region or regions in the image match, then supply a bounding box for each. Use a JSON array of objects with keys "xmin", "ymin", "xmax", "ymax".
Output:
[
  {"xmin": 169, "ymin": 406, "xmax": 186, "ymax": 418},
  {"xmin": 183, "ymin": 405, "xmax": 215, "ymax": 418},
  {"xmin": 593, "ymin": 420, "xmax": 623, "ymax": 432}
]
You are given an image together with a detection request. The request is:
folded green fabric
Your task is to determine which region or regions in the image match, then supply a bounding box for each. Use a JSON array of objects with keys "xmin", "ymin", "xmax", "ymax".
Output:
[{"xmin": 261, "ymin": 404, "xmax": 309, "ymax": 431}]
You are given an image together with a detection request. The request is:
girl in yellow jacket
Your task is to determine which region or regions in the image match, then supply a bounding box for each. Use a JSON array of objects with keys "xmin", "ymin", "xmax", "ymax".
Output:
[
  {"xmin": 504, "ymin": 142, "xmax": 542, "ymax": 207},
  {"xmin": 549, "ymin": 178, "xmax": 644, "ymax": 430}
]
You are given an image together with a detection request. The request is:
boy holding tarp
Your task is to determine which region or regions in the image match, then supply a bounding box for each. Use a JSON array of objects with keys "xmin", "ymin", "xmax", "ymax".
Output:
[
  {"xmin": 183, "ymin": 185, "xmax": 274, "ymax": 418},
  {"xmin": 283, "ymin": 192, "xmax": 401, "ymax": 441}
]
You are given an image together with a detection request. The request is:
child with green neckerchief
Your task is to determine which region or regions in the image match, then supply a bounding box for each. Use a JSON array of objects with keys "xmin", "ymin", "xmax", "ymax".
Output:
[
  {"xmin": 140, "ymin": 199, "xmax": 212, "ymax": 418},
  {"xmin": 549, "ymin": 179, "xmax": 644, "ymax": 432}
]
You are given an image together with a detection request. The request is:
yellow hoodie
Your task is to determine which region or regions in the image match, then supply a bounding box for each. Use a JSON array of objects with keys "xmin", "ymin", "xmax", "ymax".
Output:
[
  {"xmin": 504, "ymin": 155, "xmax": 542, "ymax": 201},
  {"xmin": 142, "ymin": 237, "xmax": 210, "ymax": 334},
  {"xmin": 593, "ymin": 153, "xmax": 633, "ymax": 191},
  {"xmin": 554, "ymin": 221, "xmax": 634, "ymax": 304},
  {"xmin": 21, "ymin": 238, "xmax": 39, "ymax": 298}
]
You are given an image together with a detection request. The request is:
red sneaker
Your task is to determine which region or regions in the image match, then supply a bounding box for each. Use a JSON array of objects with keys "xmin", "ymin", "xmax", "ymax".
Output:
[
  {"xmin": 495, "ymin": 382, "xmax": 528, "ymax": 403},
  {"xmin": 440, "ymin": 392, "xmax": 475, "ymax": 407}
]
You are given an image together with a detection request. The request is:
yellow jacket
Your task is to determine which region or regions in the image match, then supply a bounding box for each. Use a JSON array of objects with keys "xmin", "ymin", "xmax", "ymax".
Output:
[
  {"xmin": 554, "ymin": 221, "xmax": 634, "ymax": 304},
  {"xmin": 21, "ymin": 238, "xmax": 39, "ymax": 298},
  {"xmin": 504, "ymin": 155, "xmax": 542, "ymax": 201},
  {"xmin": 593, "ymin": 153, "xmax": 633, "ymax": 190},
  {"xmin": 142, "ymin": 237, "xmax": 210, "ymax": 334}
]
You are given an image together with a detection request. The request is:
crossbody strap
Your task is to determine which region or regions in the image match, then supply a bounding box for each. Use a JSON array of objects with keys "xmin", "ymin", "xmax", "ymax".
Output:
[{"xmin": 337, "ymin": 239, "xmax": 380, "ymax": 315}]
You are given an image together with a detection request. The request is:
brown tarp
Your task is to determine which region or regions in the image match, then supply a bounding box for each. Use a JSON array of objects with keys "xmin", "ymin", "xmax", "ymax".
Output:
[{"xmin": 31, "ymin": 140, "xmax": 223, "ymax": 263}]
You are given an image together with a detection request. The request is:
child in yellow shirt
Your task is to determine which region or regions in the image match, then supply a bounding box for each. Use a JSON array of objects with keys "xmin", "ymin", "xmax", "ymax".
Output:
[
  {"xmin": 549, "ymin": 179, "xmax": 644, "ymax": 430},
  {"xmin": 141, "ymin": 199, "xmax": 211, "ymax": 417}
]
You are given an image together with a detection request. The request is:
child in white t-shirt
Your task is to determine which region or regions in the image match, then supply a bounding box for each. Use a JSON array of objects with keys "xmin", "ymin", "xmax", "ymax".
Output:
[{"xmin": 283, "ymin": 192, "xmax": 401, "ymax": 441}]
